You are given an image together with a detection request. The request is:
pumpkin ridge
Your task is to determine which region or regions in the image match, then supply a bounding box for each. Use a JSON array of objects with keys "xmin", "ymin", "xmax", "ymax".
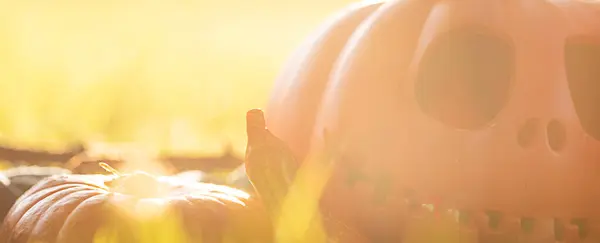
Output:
[
  {"xmin": 17, "ymin": 179, "xmax": 106, "ymax": 204},
  {"xmin": 265, "ymin": 0, "xmax": 386, "ymax": 161},
  {"xmin": 9, "ymin": 186, "xmax": 94, "ymax": 243},
  {"xmin": 30, "ymin": 190, "xmax": 102, "ymax": 243},
  {"xmin": 55, "ymin": 194, "xmax": 109, "ymax": 243},
  {"xmin": 15, "ymin": 183, "xmax": 101, "ymax": 211},
  {"xmin": 0, "ymin": 184, "xmax": 82, "ymax": 238}
]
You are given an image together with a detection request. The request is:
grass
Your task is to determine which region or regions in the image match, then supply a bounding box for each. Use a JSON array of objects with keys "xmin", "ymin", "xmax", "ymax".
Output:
[{"xmin": 0, "ymin": 0, "xmax": 359, "ymax": 156}]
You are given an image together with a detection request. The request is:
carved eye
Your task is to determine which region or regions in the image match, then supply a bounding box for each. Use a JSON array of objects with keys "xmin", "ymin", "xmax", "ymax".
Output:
[
  {"xmin": 565, "ymin": 39, "xmax": 600, "ymax": 141},
  {"xmin": 415, "ymin": 30, "xmax": 514, "ymax": 130}
]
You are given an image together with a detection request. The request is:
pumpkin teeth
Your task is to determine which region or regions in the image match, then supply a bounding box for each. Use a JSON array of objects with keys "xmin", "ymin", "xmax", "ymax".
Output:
[
  {"xmin": 397, "ymin": 203, "xmax": 600, "ymax": 242},
  {"xmin": 364, "ymin": 189, "xmax": 600, "ymax": 242}
]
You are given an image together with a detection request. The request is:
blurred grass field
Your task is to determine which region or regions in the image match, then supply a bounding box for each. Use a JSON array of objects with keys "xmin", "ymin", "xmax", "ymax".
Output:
[
  {"xmin": 0, "ymin": 2, "xmax": 372, "ymax": 242},
  {"xmin": 0, "ymin": 0, "xmax": 357, "ymax": 156}
]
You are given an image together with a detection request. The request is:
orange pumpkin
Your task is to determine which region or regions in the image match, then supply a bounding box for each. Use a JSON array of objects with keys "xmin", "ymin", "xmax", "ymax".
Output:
[
  {"xmin": 267, "ymin": 0, "xmax": 600, "ymax": 241},
  {"xmin": 266, "ymin": 0, "xmax": 386, "ymax": 161},
  {"xmin": 0, "ymin": 169, "xmax": 272, "ymax": 243},
  {"xmin": 0, "ymin": 166, "xmax": 71, "ymax": 224}
]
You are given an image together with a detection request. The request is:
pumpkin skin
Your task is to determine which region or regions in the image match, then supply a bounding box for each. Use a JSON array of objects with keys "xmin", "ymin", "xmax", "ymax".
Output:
[
  {"xmin": 0, "ymin": 172, "xmax": 273, "ymax": 243},
  {"xmin": 265, "ymin": 0, "xmax": 386, "ymax": 162},
  {"xmin": 267, "ymin": 0, "xmax": 600, "ymax": 241},
  {"xmin": 265, "ymin": 0, "xmax": 405, "ymax": 240},
  {"xmin": 0, "ymin": 166, "xmax": 71, "ymax": 224}
]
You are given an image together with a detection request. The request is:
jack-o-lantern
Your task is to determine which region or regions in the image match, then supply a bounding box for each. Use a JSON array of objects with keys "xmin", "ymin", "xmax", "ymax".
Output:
[{"xmin": 267, "ymin": 0, "xmax": 600, "ymax": 241}]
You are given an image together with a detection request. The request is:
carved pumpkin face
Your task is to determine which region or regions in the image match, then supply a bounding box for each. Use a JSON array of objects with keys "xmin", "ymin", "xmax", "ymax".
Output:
[{"xmin": 267, "ymin": 0, "xmax": 600, "ymax": 240}]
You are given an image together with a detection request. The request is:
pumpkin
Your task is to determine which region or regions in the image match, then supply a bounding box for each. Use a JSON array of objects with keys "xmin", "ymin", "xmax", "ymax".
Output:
[
  {"xmin": 0, "ymin": 164, "xmax": 273, "ymax": 243},
  {"xmin": 0, "ymin": 166, "xmax": 71, "ymax": 224},
  {"xmin": 266, "ymin": 0, "xmax": 600, "ymax": 241}
]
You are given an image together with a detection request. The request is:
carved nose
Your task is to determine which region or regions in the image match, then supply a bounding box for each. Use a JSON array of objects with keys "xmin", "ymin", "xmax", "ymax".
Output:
[
  {"xmin": 546, "ymin": 119, "xmax": 567, "ymax": 152},
  {"xmin": 517, "ymin": 118, "xmax": 540, "ymax": 148}
]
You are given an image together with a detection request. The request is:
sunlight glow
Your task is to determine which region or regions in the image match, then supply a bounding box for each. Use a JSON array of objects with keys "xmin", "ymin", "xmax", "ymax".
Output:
[
  {"xmin": 94, "ymin": 204, "xmax": 190, "ymax": 243},
  {"xmin": 0, "ymin": 0, "xmax": 360, "ymax": 154},
  {"xmin": 275, "ymin": 143, "xmax": 336, "ymax": 243}
]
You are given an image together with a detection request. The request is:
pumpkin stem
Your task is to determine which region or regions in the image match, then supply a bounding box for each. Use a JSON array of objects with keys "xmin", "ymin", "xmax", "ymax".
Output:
[{"xmin": 99, "ymin": 162, "xmax": 121, "ymax": 177}]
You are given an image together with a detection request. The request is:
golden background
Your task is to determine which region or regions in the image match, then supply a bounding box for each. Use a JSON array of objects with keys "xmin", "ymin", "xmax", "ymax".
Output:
[{"xmin": 0, "ymin": 0, "xmax": 357, "ymax": 155}]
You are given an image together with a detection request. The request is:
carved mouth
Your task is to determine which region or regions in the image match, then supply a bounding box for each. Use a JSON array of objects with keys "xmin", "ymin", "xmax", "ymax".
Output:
[{"xmin": 321, "ymin": 153, "xmax": 596, "ymax": 242}]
